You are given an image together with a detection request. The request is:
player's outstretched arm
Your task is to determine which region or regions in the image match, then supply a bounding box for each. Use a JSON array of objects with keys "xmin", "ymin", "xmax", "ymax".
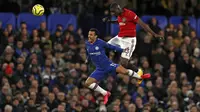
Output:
[
  {"xmin": 102, "ymin": 17, "xmax": 118, "ymax": 23},
  {"xmin": 137, "ymin": 18, "xmax": 164, "ymax": 40},
  {"xmin": 101, "ymin": 40, "xmax": 123, "ymax": 53},
  {"xmin": 85, "ymin": 48, "xmax": 91, "ymax": 64}
]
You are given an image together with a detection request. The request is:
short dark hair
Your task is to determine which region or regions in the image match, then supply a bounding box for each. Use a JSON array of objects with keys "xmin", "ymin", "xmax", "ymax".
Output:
[
  {"xmin": 89, "ymin": 28, "xmax": 99, "ymax": 36},
  {"xmin": 20, "ymin": 22, "xmax": 26, "ymax": 25},
  {"xmin": 110, "ymin": 2, "xmax": 120, "ymax": 9}
]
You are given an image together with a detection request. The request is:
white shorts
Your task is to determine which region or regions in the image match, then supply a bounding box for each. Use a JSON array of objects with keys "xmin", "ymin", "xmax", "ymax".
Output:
[{"xmin": 108, "ymin": 35, "xmax": 137, "ymax": 60}]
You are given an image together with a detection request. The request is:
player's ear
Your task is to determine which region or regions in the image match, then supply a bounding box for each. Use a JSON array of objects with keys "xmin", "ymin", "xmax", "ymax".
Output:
[
  {"xmin": 118, "ymin": 5, "xmax": 121, "ymax": 10},
  {"xmin": 95, "ymin": 35, "xmax": 97, "ymax": 38}
]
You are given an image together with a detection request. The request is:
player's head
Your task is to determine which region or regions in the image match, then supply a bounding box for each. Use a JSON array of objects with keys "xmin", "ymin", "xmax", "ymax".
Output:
[
  {"xmin": 110, "ymin": 2, "xmax": 123, "ymax": 16},
  {"xmin": 88, "ymin": 28, "xmax": 99, "ymax": 43}
]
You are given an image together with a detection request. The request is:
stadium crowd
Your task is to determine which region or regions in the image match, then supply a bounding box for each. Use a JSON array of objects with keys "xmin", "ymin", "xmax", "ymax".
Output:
[{"xmin": 0, "ymin": 0, "xmax": 200, "ymax": 112}]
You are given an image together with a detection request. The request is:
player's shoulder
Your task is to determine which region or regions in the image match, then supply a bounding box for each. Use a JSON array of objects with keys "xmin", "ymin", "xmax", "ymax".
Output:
[
  {"xmin": 96, "ymin": 39, "xmax": 107, "ymax": 46},
  {"xmin": 124, "ymin": 8, "xmax": 132, "ymax": 12},
  {"xmin": 124, "ymin": 8, "xmax": 136, "ymax": 15},
  {"xmin": 124, "ymin": 8, "xmax": 133, "ymax": 13},
  {"xmin": 97, "ymin": 38, "xmax": 105, "ymax": 43},
  {"xmin": 85, "ymin": 40, "xmax": 88, "ymax": 44},
  {"xmin": 85, "ymin": 40, "xmax": 90, "ymax": 45}
]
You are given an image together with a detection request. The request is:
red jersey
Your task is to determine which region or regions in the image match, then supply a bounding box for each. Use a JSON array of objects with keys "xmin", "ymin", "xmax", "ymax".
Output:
[{"xmin": 117, "ymin": 8, "xmax": 139, "ymax": 37}]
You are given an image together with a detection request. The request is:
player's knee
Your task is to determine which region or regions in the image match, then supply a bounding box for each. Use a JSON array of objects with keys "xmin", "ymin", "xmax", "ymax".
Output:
[
  {"xmin": 85, "ymin": 77, "xmax": 97, "ymax": 87},
  {"xmin": 128, "ymin": 63, "xmax": 138, "ymax": 72},
  {"xmin": 84, "ymin": 81, "xmax": 90, "ymax": 87},
  {"xmin": 120, "ymin": 59, "xmax": 128, "ymax": 68},
  {"xmin": 84, "ymin": 80, "xmax": 92, "ymax": 87}
]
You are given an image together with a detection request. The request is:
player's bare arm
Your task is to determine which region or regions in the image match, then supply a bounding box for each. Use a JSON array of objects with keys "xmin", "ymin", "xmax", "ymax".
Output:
[{"xmin": 137, "ymin": 18, "xmax": 164, "ymax": 40}]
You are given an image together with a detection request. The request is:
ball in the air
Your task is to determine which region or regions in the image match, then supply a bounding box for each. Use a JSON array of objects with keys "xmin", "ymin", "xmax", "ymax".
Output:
[{"xmin": 32, "ymin": 4, "xmax": 45, "ymax": 16}]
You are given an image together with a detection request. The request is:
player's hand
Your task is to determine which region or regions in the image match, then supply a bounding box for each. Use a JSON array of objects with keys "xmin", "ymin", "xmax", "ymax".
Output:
[
  {"xmin": 102, "ymin": 17, "xmax": 110, "ymax": 22},
  {"xmin": 154, "ymin": 34, "xmax": 164, "ymax": 40}
]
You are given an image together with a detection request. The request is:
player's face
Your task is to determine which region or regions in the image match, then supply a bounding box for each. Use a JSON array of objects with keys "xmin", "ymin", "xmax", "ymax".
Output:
[
  {"xmin": 88, "ymin": 31, "xmax": 97, "ymax": 43},
  {"xmin": 110, "ymin": 8, "xmax": 121, "ymax": 16}
]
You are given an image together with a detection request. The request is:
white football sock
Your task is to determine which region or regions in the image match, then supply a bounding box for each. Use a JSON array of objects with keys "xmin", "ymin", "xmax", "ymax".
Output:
[
  {"xmin": 128, "ymin": 69, "xmax": 141, "ymax": 79},
  {"xmin": 88, "ymin": 83, "xmax": 107, "ymax": 96}
]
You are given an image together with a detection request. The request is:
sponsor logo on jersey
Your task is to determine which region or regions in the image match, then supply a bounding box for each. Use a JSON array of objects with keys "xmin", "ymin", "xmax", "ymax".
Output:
[
  {"xmin": 95, "ymin": 46, "xmax": 99, "ymax": 50},
  {"xmin": 122, "ymin": 17, "xmax": 126, "ymax": 22},
  {"xmin": 119, "ymin": 17, "xmax": 126, "ymax": 26},
  {"xmin": 90, "ymin": 52, "xmax": 101, "ymax": 55}
]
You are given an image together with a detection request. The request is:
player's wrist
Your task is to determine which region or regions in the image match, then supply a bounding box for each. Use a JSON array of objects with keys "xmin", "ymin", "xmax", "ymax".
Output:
[{"xmin": 152, "ymin": 33, "xmax": 157, "ymax": 37}]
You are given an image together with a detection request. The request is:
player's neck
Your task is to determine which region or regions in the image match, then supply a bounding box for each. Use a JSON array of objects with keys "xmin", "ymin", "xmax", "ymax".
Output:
[
  {"xmin": 119, "ymin": 9, "xmax": 124, "ymax": 15},
  {"xmin": 90, "ymin": 38, "xmax": 97, "ymax": 44}
]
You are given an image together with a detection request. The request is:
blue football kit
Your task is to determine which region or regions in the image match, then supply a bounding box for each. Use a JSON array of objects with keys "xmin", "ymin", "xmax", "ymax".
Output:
[{"xmin": 85, "ymin": 38, "xmax": 123, "ymax": 81}]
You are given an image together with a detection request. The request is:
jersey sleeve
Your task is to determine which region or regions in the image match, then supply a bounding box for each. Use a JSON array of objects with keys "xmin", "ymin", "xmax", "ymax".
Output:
[
  {"xmin": 128, "ymin": 11, "xmax": 139, "ymax": 23},
  {"xmin": 101, "ymin": 40, "xmax": 123, "ymax": 53},
  {"xmin": 86, "ymin": 48, "xmax": 90, "ymax": 61},
  {"xmin": 85, "ymin": 43, "xmax": 91, "ymax": 62}
]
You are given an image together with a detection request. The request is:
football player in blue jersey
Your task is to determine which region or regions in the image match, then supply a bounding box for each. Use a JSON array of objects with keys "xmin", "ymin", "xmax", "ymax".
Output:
[{"xmin": 85, "ymin": 28, "xmax": 151, "ymax": 104}]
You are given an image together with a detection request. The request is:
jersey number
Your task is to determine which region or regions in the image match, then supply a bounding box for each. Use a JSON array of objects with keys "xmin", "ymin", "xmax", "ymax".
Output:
[
  {"xmin": 124, "ymin": 47, "xmax": 130, "ymax": 56},
  {"xmin": 110, "ymin": 63, "xmax": 117, "ymax": 67}
]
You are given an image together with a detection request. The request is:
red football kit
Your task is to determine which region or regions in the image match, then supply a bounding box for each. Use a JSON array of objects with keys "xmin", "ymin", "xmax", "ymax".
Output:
[{"xmin": 117, "ymin": 8, "xmax": 139, "ymax": 37}]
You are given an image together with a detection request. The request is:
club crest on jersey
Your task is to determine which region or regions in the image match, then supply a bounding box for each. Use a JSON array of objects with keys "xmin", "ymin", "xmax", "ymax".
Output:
[
  {"xmin": 95, "ymin": 46, "xmax": 99, "ymax": 50},
  {"xmin": 122, "ymin": 17, "xmax": 126, "ymax": 22},
  {"xmin": 119, "ymin": 17, "xmax": 126, "ymax": 26}
]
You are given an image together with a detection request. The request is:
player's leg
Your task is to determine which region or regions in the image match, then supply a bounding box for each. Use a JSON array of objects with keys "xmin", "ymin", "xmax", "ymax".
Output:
[
  {"xmin": 85, "ymin": 70, "xmax": 110, "ymax": 104},
  {"xmin": 119, "ymin": 57, "xmax": 138, "ymax": 71},
  {"xmin": 120, "ymin": 38, "xmax": 146, "ymax": 84},
  {"xmin": 116, "ymin": 65, "xmax": 140, "ymax": 79},
  {"xmin": 120, "ymin": 38, "xmax": 139, "ymax": 72},
  {"xmin": 108, "ymin": 36, "xmax": 133, "ymax": 68},
  {"xmin": 85, "ymin": 77, "xmax": 107, "ymax": 95},
  {"xmin": 107, "ymin": 35, "xmax": 121, "ymax": 47},
  {"xmin": 115, "ymin": 65, "xmax": 151, "ymax": 83},
  {"xmin": 85, "ymin": 71, "xmax": 107, "ymax": 95},
  {"xmin": 109, "ymin": 62, "xmax": 150, "ymax": 84}
]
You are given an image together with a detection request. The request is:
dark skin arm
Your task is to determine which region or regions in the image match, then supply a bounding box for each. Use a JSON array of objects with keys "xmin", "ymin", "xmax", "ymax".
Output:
[
  {"xmin": 137, "ymin": 18, "xmax": 164, "ymax": 39},
  {"xmin": 103, "ymin": 16, "xmax": 164, "ymax": 40}
]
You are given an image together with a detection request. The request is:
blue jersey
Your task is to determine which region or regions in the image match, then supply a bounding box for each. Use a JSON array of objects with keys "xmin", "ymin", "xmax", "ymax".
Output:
[{"xmin": 85, "ymin": 38, "xmax": 123, "ymax": 70}]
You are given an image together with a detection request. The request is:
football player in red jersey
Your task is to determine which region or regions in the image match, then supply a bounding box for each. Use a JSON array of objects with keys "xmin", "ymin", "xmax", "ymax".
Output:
[{"xmin": 103, "ymin": 2, "xmax": 163, "ymax": 84}]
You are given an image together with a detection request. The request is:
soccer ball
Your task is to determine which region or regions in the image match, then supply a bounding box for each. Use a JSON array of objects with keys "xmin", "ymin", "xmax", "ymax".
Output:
[{"xmin": 32, "ymin": 4, "xmax": 45, "ymax": 16}]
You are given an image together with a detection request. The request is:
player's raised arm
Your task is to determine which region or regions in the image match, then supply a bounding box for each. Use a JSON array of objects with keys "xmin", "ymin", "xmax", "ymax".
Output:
[
  {"xmin": 102, "ymin": 17, "xmax": 118, "ymax": 24},
  {"xmin": 137, "ymin": 18, "xmax": 164, "ymax": 40},
  {"xmin": 85, "ymin": 45, "xmax": 91, "ymax": 64},
  {"xmin": 85, "ymin": 50, "xmax": 90, "ymax": 64},
  {"xmin": 101, "ymin": 40, "xmax": 123, "ymax": 53}
]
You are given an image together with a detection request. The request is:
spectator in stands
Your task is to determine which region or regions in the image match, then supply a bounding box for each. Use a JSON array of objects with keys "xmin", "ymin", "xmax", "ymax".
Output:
[
  {"xmin": 51, "ymin": 29, "xmax": 62, "ymax": 45},
  {"xmin": 6, "ymin": 24, "xmax": 14, "ymax": 35},
  {"xmin": 189, "ymin": 104, "xmax": 200, "ymax": 112},
  {"xmin": 12, "ymin": 97, "xmax": 25, "ymax": 112},
  {"xmin": 182, "ymin": 17, "xmax": 193, "ymax": 36},
  {"xmin": 17, "ymin": 22, "xmax": 27, "ymax": 33},
  {"xmin": 148, "ymin": 17, "xmax": 161, "ymax": 34},
  {"xmin": 4, "ymin": 104, "xmax": 13, "ymax": 112},
  {"xmin": 38, "ymin": 21, "xmax": 47, "ymax": 37}
]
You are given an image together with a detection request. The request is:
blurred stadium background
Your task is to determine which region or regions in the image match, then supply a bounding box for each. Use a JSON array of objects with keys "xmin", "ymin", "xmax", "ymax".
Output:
[{"xmin": 0, "ymin": 0, "xmax": 200, "ymax": 112}]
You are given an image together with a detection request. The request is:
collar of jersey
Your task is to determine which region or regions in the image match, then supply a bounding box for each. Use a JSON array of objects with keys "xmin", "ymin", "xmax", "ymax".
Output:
[{"xmin": 88, "ymin": 38, "xmax": 99, "ymax": 45}]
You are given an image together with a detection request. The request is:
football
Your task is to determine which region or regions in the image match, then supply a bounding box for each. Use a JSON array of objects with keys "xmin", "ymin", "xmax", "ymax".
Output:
[{"xmin": 32, "ymin": 4, "xmax": 45, "ymax": 16}]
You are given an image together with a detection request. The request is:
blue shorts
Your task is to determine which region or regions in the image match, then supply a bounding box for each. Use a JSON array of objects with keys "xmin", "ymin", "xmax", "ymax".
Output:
[{"xmin": 89, "ymin": 63, "xmax": 120, "ymax": 81}]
